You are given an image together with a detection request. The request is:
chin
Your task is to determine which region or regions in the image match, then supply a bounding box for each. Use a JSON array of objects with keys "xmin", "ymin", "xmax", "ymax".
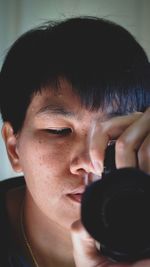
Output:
[{"xmin": 60, "ymin": 210, "xmax": 80, "ymax": 230}]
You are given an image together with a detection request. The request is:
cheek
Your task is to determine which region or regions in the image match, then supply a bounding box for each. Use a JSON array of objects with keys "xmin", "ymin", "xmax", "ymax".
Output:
[
  {"xmin": 17, "ymin": 135, "xmax": 80, "ymax": 228},
  {"xmin": 18, "ymin": 135, "xmax": 72, "ymax": 178},
  {"xmin": 18, "ymin": 137, "xmax": 71, "ymax": 203}
]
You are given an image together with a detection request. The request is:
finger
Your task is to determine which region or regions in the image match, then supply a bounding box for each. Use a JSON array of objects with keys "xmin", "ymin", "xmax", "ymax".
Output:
[
  {"xmin": 115, "ymin": 108, "xmax": 150, "ymax": 169},
  {"xmin": 132, "ymin": 259, "xmax": 150, "ymax": 267},
  {"xmin": 89, "ymin": 113, "xmax": 142, "ymax": 174},
  {"xmin": 102, "ymin": 112, "xmax": 143, "ymax": 138},
  {"xmin": 71, "ymin": 221, "xmax": 150, "ymax": 267},
  {"xmin": 71, "ymin": 221, "xmax": 132, "ymax": 267},
  {"xmin": 71, "ymin": 220, "xmax": 109, "ymax": 267},
  {"xmin": 138, "ymin": 133, "xmax": 150, "ymax": 174}
]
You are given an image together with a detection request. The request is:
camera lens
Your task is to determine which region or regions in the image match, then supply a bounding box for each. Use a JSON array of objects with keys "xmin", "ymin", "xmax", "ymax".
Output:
[{"xmin": 81, "ymin": 168, "xmax": 150, "ymax": 262}]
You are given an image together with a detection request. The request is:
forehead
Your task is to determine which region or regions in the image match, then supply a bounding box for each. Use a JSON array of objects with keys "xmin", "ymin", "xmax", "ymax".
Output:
[
  {"xmin": 29, "ymin": 81, "xmax": 87, "ymax": 117},
  {"xmin": 26, "ymin": 79, "xmax": 123, "ymax": 122}
]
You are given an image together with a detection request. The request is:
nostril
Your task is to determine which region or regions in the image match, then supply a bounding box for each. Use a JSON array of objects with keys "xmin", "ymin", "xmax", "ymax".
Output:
[
  {"xmin": 70, "ymin": 156, "xmax": 94, "ymax": 175},
  {"xmin": 70, "ymin": 154, "xmax": 103, "ymax": 178},
  {"xmin": 70, "ymin": 167, "xmax": 88, "ymax": 176}
]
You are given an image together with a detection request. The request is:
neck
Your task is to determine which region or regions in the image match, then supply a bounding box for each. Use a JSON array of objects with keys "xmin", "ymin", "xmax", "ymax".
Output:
[{"xmin": 23, "ymin": 191, "xmax": 75, "ymax": 267}]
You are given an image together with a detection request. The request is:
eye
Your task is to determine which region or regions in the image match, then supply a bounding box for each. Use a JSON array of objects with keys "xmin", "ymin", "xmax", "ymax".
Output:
[{"xmin": 45, "ymin": 128, "xmax": 72, "ymax": 136}]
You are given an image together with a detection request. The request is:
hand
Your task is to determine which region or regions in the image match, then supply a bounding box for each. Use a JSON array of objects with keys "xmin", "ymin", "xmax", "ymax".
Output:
[
  {"xmin": 90, "ymin": 108, "xmax": 150, "ymax": 175},
  {"xmin": 71, "ymin": 108, "xmax": 150, "ymax": 267},
  {"xmin": 71, "ymin": 220, "xmax": 150, "ymax": 267}
]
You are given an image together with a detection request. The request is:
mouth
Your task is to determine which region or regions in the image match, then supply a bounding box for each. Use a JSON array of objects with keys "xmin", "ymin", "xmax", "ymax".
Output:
[
  {"xmin": 67, "ymin": 193, "xmax": 83, "ymax": 203},
  {"xmin": 67, "ymin": 185, "xmax": 86, "ymax": 203}
]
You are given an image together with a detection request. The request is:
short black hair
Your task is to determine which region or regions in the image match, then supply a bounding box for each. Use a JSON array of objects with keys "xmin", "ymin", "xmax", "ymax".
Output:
[{"xmin": 0, "ymin": 16, "xmax": 150, "ymax": 133}]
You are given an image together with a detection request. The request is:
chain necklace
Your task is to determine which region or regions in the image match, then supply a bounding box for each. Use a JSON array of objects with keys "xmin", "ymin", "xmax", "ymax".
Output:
[{"xmin": 20, "ymin": 202, "xmax": 40, "ymax": 267}]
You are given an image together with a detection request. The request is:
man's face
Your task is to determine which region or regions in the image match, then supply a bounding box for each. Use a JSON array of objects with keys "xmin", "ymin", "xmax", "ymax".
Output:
[{"xmin": 15, "ymin": 80, "xmax": 107, "ymax": 229}]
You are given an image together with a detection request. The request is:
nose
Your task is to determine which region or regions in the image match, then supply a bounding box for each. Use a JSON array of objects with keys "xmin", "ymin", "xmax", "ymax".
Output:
[
  {"xmin": 70, "ymin": 151, "xmax": 94, "ymax": 175},
  {"xmin": 70, "ymin": 138, "xmax": 102, "ymax": 177}
]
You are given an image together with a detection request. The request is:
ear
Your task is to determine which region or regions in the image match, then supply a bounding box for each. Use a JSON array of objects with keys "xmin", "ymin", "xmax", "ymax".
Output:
[{"xmin": 1, "ymin": 122, "xmax": 22, "ymax": 172}]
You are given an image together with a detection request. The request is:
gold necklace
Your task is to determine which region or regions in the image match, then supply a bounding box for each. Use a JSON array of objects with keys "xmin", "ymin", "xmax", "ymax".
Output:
[{"xmin": 20, "ymin": 202, "xmax": 40, "ymax": 267}]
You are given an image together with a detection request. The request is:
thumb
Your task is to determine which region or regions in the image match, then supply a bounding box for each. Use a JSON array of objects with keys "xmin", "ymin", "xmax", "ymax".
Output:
[{"xmin": 71, "ymin": 220, "xmax": 109, "ymax": 267}]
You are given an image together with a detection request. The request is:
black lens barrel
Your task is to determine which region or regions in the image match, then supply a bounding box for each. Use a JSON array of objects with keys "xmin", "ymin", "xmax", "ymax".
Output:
[{"xmin": 81, "ymin": 168, "xmax": 150, "ymax": 262}]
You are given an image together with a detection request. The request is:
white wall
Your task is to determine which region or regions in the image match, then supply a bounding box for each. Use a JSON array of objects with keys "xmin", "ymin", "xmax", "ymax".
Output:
[{"xmin": 0, "ymin": 0, "xmax": 150, "ymax": 179}]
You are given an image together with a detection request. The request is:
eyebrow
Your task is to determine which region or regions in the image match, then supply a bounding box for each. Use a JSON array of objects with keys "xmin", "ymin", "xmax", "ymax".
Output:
[
  {"xmin": 106, "ymin": 111, "xmax": 127, "ymax": 118},
  {"xmin": 36, "ymin": 104, "xmax": 76, "ymax": 117},
  {"xmin": 36, "ymin": 104, "xmax": 127, "ymax": 120}
]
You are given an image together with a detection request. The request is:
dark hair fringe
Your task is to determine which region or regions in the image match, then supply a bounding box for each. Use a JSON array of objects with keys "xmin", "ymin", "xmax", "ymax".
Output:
[{"xmin": 0, "ymin": 16, "xmax": 150, "ymax": 132}]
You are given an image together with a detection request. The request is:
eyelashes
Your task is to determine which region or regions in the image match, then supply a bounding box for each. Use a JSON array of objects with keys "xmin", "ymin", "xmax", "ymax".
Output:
[{"xmin": 45, "ymin": 128, "xmax": 72, "ymax": 136}]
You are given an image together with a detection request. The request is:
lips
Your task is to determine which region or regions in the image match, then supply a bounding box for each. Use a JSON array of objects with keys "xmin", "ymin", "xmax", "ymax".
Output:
[
  {"xmin": 67, "ymin": 193, "xmax": 83, "ymax": 203},
  {"xmin": 67, "ymin": 186, "xmax": 85, "ymax": 203}
]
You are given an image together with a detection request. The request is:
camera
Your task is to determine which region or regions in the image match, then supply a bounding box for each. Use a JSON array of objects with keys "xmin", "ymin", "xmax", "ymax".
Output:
[{"xmin": 81, "ymin": 141, "xmax": 150, "ymax": 262}]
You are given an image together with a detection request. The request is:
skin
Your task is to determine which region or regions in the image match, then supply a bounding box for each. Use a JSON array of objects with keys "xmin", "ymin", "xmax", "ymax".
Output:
[{"xmin": 2, "ymin": 79, "xmax": 150, "ymax": 267}]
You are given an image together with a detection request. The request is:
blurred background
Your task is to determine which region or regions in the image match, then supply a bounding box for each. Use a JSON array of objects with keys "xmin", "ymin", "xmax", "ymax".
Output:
[{"xmin": 0, "ymin": 0, "xmax": 150, "ymax": 180}]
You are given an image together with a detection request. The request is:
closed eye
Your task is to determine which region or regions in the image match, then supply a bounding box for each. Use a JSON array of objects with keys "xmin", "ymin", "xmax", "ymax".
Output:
[{"xmin": 45, "ymin": 128, "xmax": 72, "ymax": 136}]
